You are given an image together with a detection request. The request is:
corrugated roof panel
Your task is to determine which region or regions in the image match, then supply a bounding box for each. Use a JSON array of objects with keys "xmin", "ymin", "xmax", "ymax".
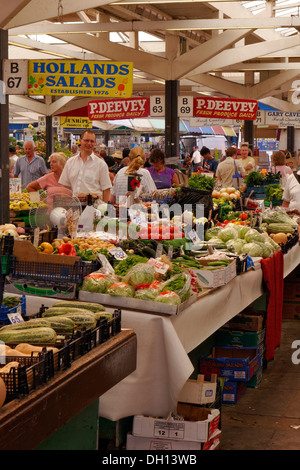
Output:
[
  {"xmin": 200, "ymin": 126, "xmax": 215, "ymax": 135},
  {"xmin": 222, "ymin": 126, "xmax": 237, "ymax": 137}
]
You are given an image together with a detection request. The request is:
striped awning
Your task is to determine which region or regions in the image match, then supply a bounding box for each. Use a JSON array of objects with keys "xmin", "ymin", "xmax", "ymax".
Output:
[
  {"xmin": 222, "ymin": 126, "xmax": 237, "ymax": 137},
  {"xmin": 212, "ymin": 125, "xmax": 225, "ymax": 135},
  {"xmin": 199, "ymin": 126, "xmax": 215, "ymax": 135}
]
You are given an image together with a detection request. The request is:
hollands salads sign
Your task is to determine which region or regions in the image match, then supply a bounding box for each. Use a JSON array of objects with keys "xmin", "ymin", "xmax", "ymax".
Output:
[
  {"xmin": 27, "ymin": 60, "xmax": 133, "ymax": 98},
  {"xmin": 88, "ymin": 97, "xmax": 150, "ymax": 120},
  {"xmin": 193, "ymin": 97, "xmax": 258, "ymax": 121}
]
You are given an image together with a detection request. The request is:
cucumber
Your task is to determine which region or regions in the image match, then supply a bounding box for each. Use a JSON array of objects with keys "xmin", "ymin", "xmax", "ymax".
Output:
[
  {"xmin": 42, "ymin": 307, "xmax": 94, "ymax": 318},
  {"xmin": 63, "ymin": 313, "xmax": 97, "ymax": 330},
  {"xmin": 93, "ymin": 311, "xmax": 113, "ymax": 321},
  {"xmin": 51, "ymin": 301, "xmax": 106, "ymax": 312},
  {"xmin": 0, "ymin": 326, "xmax": 57, "ymax": 344},
  {"xmin": 40, "ymin": 316, "xmax": 75, "ymax": 333},
  {"xmin": 0, "ymin": 319, "xmax": 50, "ymax": 331}
]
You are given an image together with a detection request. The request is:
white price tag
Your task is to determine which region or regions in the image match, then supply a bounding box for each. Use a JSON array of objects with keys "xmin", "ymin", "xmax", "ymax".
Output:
[
  {"xmin": 97, "ymin": 253, "xmax": 115, "ymax": 274},
  {"xmin": 7, "ymin": 311, "xmax": 24, "ymax": 325},
  {"xmin": 147, "ymin": 257, "xmax": 169, "ymax": 275},
  {"xmin": 109, "ymin": 247, "xmax": 128, "ymax": 260},
  {"xmin": 128, "ymin": 208, "xmax": 148, "ymax": 227},
  {"xmin": 188, "ymin": 229, "xmax": 201, "ymax": 245}
]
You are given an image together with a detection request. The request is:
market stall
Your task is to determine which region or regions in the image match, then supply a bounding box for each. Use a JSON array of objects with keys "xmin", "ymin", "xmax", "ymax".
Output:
[{"xmin": 2, "ymin": 167, "xmax": 300, "ymax": 444}]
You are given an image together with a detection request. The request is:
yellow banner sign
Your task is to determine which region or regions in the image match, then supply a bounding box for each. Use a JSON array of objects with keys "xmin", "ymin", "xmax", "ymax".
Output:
[
  {"xmin": 60, "ymin": 117, "xmax": 93, "ymax": 128},
  {"xmin": 28, "ymin": 60, "xmax": 133, "ymax": 98}
]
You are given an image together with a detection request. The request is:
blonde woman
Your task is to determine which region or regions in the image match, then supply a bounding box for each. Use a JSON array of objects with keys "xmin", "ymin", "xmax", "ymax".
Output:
[
  {"xmin": 110, "ymin": 146, "xmax": 157, "ymax": 204},
  {"xmin": 26, "ymin": 152, "xmax": 71, "ymax": 196}
]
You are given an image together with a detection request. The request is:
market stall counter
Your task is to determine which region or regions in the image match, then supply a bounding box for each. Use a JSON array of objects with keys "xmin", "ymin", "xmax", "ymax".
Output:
[
  {"xmin": 19, "ymin": 264, "xmax": 264, "ymax": 422},
  {"xmin": 0, "ymin": 329, "xmax": 137, "ymax": 450}
]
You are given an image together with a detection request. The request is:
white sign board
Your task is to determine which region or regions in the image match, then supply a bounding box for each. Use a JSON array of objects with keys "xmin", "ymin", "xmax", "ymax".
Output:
[
  {"xmin": 265, "ymin": 111, "xmax": 300, "ymax": 128},
  {"xmin": 10, "ymin": 178, "xmax": 22, "ymax": 194},
  {"xmin": 38, "ymin": 115, "xmax": 46, "ymax": 129},
  {"xmin": 178, "ymin": 96, "xmax": 193, "ymax": 117},
  {"xmin": 150, "ymin": 95, "xmax": 165, "ymax": 117},
  {"xmin": 3, "ymin": 59, "xmax": 28, "ymax": 95}
]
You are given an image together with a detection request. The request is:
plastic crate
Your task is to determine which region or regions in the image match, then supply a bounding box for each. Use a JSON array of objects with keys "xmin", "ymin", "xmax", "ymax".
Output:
[
  {"xmin": 9, "ymin": 258, "xmax": 99, "ymax": 283},
  {"xmin": 0, "ymin": 350, "xmax": 54, "ymax": 402},
  {"xmin": 0, "ymin": 295, "xmax": 26, "ymax": 325},
  {"xmin": 173, "ymin": 187, "xmax": 213, "ymax": 218},
  {"xmin": 0, "ymin": 235, "xmax": 14, "ymax": 256}
]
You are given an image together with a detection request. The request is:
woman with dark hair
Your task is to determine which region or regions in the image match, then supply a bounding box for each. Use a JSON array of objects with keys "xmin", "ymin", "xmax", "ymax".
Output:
[{"xmin": 147, "ymin": 149, "xmax": 179, "ymax": 189}]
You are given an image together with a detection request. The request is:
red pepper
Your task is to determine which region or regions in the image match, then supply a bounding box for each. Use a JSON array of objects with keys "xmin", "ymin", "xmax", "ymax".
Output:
[
  {"xmin": 57, "ymin": 243, "xmax": 77, "ymax": 256},
  {"xmin": 239, "ymin": 213, "xmax": 248, "ymax": 221}
]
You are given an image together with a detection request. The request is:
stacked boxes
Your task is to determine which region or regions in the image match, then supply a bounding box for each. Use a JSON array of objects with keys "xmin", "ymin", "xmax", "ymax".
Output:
[
  {"xmin": 199, "ymin": 310, "xmax": 265, "ymax": 405},
  {"xmin": 126, "ymin": 407, "xmax": 221, "ymax": 450},
  {"xmin": 127, "ymin": 374, "xmax": 221, "ymax": 450}
]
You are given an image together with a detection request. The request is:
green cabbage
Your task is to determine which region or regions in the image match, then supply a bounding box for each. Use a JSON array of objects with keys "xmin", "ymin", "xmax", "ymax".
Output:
[
  {"xmin": 244, "ymin": 229, "xmax": 266, "ymax": 244},
  {"xmin": 81, "ymin": 273, "xmax": 112, "ymax": 293},
  {"xmin": 155, "ymin": 291, "xmax": 181, "ymax": 306},
  {"xmin": 226, "ymin": 239, "xmax": 246, "ymax": 255},
  {"xmin": 242, "ymin": 242, "xmax": 264, "ymax": 258},
  {"xmin": 256, "ymin": 242, "xmax": 273, "ymax": 259},
  {"xmin": 107, "ymin": 282, "xmax": 135, "ymax": 297},
  {"xmin": 218, "ymin": 227, "xmax": 238, "ymax": 243},
  {"xmin": 123, "ymin": 263, "xmax": 155, "ymax": 286},
  {"xmin": 238, "ymin": 225, "xmax": 251, "ymax": 239},
  {"xmin": 204, "ymin": 227, "xmax": 222, "ymax": 241}
]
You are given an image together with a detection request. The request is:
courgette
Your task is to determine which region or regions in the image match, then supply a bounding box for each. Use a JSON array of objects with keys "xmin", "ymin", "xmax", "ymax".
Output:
[
  {"xmin": 0, "ymin": 327, "xmax": 57, "ymax": 344},
  {"xmin": 42, "ymin": 307, "xmax": 94, "ymax": 318},
  {"xmin": 51, "ymin": 301, "xmax": 106, "ymax": 312},
  {"xmin": 63, "ymin": 313, "xmax": 97, "ymax": 330}
]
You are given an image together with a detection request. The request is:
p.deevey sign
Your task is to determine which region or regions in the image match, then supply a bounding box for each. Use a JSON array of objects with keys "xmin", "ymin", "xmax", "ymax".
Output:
[
  {"xmin": 193, "ymin": 97, "xmax": 258, "ymax": 120},
  {"xmin": 88, "ymin": 97, "xmax": 150, "ymax": 120}
]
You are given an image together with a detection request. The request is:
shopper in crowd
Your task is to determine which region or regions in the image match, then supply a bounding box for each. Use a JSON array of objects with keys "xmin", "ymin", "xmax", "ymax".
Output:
[
  {"xmin": 282, "ymin": 168, "xmax": 300, "ymax": 213},
  {"xmin": 239, "ymin": 143, "xmax": 256, "ymax": 175},
  {"xmin": 71, "ymin": 144, "xmax": 78, "ymax": 156},
  {"xmin": 26, "ymin": 152, "xmax": 71, "ymax": 196},
  {"xmin": 118, "ymin": 148, "xmax": 130, "ymax": 171},
  {"xmin": 9, "ymin": 145, "xmax": 18, "ymax": 177},
  {"xmin": 200, "ymin": 146, "xmax": 218, "ymax": 174},
  {"xmin": 271, "ymin": 150, "xmax": 293, "ymax": 183},
  {"xmin": 13, "ymin": 140, "xmax": 48, "ymax": 189},
  {"xmin": 216, "ymin": 146, "xmax": 246, "ymax": 188},
  {"xmin": 147, "ymin": 148, "xmax": 179, "ymax": 189},
  {"xmin": 110, "ymin": 146, "xmax": 157, "ymax": 204},
  {"xmin": 97, "ymin": 149, "xmax": 115, "ymax": 184},
  {"xmin": 59, "ymin": 129, "xmax": 112, "ymax": 202},
  {"xmin": 190, "ymin": 145, "xmax": 202, "ymax": 172}
]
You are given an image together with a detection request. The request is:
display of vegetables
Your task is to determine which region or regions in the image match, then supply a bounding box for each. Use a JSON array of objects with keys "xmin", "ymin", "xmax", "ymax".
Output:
[{"xmin": 188, "ymin": 173, "xmax": 215, "ymax": 191}]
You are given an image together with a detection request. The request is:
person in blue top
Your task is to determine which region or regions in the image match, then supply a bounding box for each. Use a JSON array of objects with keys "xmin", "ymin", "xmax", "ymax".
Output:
[{"xmin": 200, "ymin": 146, "xmax": 219, "ymax": 174}]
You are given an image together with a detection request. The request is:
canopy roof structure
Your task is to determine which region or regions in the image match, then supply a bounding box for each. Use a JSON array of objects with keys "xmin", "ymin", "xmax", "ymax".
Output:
[{"xmin": 4, "ymin": 1, "xmax": 300, "ymax": 125}]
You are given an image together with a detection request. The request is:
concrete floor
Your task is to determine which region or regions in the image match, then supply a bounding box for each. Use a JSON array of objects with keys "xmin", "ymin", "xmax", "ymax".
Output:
[{"xmin": 220, "ymin": 319, "xmax": 300, "ymax": 450}]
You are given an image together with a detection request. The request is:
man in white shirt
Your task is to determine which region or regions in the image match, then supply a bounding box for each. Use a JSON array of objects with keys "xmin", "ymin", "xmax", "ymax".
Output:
[
  {"xmin": 59, "ymin": 130, "xmax": 112, "ymax": 202},
  {"xmin": 239, "ymin": 143, "xmax": 256, "ymax": 175},
  {"xmin": 190, "ymin": 145, "xmax": 202, "ymax": 172}
]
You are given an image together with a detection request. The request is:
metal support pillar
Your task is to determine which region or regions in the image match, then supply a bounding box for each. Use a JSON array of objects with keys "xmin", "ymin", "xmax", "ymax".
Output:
[
  {"xmin": 165, "ymin": 80, "xmax": 179, "ymax": 161},
  {"xmin": 45, "ymin": 115, "xmax": 53, "ymax": 161},
  {"xmin": 0, "ymin": 29, "xmax": 9, "ymax": 224},
  {"xmin": 287, "ymin": 126, "xmax": 295, "ymax": 155},
  {"xmin": 244, "ymin": 119, "xmax": 254, "ymax": 153}
]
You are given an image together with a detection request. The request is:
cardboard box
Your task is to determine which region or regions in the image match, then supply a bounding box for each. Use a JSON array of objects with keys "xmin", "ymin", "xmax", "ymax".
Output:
[
  {"xmin": 178, "ymin": 374, "xmax": 217, "ymax": 405},
  {"xmin": 247, "ymin": 366, "xmax": 263, "ymax": 388},
  {"xmin": 191, "ymin": 258, "xmax": 236, "ymax": 289},
  {"xmin": 216, "ymin": 328, "xmax": 265, "ymax": 348},
  {"xmin": 224, "ymin": 314, "xmax": 264, "ymax": 332},
  {"xmin": 132, "ymin": 407, "xmax": 220, "ymax": 443},
  {"xmin": 199, "ymin": 346, "xmax": 262, "ymax": 382},
  {"xmin": 126, "ymin": 430, "xmax": 221, "ymax": 451},
  {"xmin": 222, "ymin": 381, "xmax": 247, "ymax": 404}
]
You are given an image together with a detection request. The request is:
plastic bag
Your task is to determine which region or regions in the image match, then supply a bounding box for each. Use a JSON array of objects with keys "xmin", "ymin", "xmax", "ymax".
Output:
[
  {"xmin": 155, "ymin": 290, "xmax": 181, "ymax": 306},
  {"xmin": 107, "ymin": 282, "xmax": 135, "ymax": 297},
  {"xmin": 123, "ymin": 263, "xmax": 155, "ymax": 286}
]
